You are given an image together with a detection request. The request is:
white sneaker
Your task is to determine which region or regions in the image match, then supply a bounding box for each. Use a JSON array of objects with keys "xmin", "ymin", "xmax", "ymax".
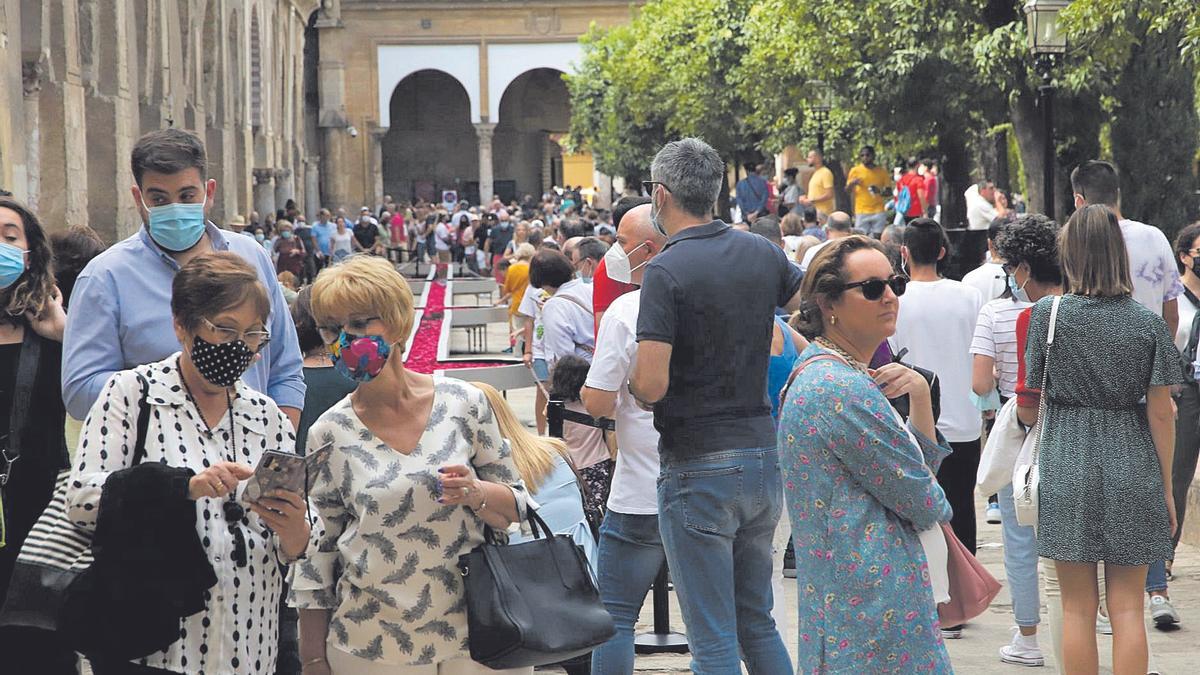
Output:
[
  {"xmin": 986, "ymin": 502, "xmax": 1002, "ymax": 524},
  {"xmin": 941, "ymin": 625, "xmax": 963, "ymax": 639},
  {"xmin": 1150, "ymin": 595, "xmax": 1181, "ymax": 627},
  {"xmin": 1096, "ymin": 612, "xmax": 1113, "ymax": 635},
  {"xmin": 999, "ymin": 627, "xmax": 1045, "ymax": 667}
]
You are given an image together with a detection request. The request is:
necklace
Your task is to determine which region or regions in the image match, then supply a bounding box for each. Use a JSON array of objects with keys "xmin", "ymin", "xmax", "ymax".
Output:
[
  {"xmin": 178, "ymin": 358, "xmax": 249, "ymax": 567},
  {"xmin": 814, "ymin": 336, "xmax": 869, "ymax": 374}
]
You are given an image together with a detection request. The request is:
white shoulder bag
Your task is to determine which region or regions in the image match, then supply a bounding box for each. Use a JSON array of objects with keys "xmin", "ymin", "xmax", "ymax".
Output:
[{"xmin": 1012, "ymin": 296, "xmax": 1061, "ymax": 528}]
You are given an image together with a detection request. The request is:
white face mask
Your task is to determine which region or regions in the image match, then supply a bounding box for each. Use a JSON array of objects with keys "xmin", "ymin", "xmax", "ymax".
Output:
[{"xmin": 605, "ymin": 241, "xmax": 649, "ymax": 285}]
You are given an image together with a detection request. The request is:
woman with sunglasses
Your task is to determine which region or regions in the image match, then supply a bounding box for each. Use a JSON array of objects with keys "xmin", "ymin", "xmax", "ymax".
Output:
[
  {"xmin": 778, "ymin": 235, "xmax": 953, "ymax": 673},
  {"xmin": 294, "ymin": 256, "xmax": 530, "ymax": 675},
  {"xmin": 66, "ymin": 252, "xmax": 313, "ymax": 674}
]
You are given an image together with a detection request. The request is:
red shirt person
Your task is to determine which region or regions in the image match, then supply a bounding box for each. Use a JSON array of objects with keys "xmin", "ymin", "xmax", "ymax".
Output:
[{"xmin": 896, "ymin": 158, "xmax": 928, "ymax": 221}]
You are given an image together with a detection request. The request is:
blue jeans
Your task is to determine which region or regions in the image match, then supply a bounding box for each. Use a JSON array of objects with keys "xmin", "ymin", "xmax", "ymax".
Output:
[
  {"xmin": 590, "ymin": 512, "xmax": 667, "ymax": 675},
  {"xmin": 855, "ymin": 211, "xmax": 889, "ymax": 236},
  {"xmin": 657, "ymin": 447, "xmax": 792, "ymax": 675},
  {"xmin": 1146, "ymin": 559, "xmax": 1168, "ymax": 593},
  {"xmin": 998, "ymin": 483, "xmax": 1041, "ymax": 627}
]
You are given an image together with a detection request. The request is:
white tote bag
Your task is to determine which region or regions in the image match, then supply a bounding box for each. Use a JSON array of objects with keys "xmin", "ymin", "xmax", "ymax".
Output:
[
  {"xmin": 976, "ymin": 397, "xmax": 1028, "ymax": 496},
  {"xmin": 1012, "ymin": 296, "xmax": 1061, "ymax": 528}
]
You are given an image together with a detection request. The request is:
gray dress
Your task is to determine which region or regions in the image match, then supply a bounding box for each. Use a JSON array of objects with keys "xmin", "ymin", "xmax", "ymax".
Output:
[{"xmin": 1025, "ymin": 294, "xmax": 1183, "ymax": 564}]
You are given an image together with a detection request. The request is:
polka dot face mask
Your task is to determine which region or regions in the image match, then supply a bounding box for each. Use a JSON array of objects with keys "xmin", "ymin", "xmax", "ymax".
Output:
[
  {"xmin": 190, "ymin": 335, "xmax": 256, "ymax": 388},
  {"xmin": 329, "ymin": 331, "xmax": 393, "ymax": 383}
]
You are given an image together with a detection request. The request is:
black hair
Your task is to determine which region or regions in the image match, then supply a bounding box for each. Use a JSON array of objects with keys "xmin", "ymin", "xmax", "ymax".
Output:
[
  {"xmin": 1070, "ymin": 160, "xmax": 1120, "ymax": 207},
  {"xmin": 548, "ymin": 354, "xmax": 591, "ymax": 402},
  {"xmin": 613, "ymin": 196, "xmax": 651, "ymax": 231},
  {"xmin": 291, "ymin": 286, "xmax": 324, "ymax": 354},
  {"xmin": 529, "ymin": 249, "xmax": 574, "ymax": 289},
  {"xmin": 995, "ymin": 213, "xmax": 1062, "ymax": 285},
  {"xmin": 131, "ymin": 128, "xmax": 207, "ymax": 186},
  {"xmin": 902, "ymin": 218, "xmax": 949, "ymax": 266},
  {"xmin": 987, "ymin": 213, "xmax": 1016, "ymax": 243},
  {"xmin": 574, "ymin": 237, "xmax": 607, "ymax": 263},
  {"xmin": 49, "ymin": 225, "xmax": 107, "ymax": 310},
  {"xmin": 1175, "ymin": 222, "xmax": 1200, "ymax": 275}
]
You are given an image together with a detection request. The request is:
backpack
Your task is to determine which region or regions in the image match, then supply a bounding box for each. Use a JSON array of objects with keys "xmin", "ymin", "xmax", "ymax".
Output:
[{"xmin": 896, "ymin": 185, "xmax": 912, "ymax": 215}]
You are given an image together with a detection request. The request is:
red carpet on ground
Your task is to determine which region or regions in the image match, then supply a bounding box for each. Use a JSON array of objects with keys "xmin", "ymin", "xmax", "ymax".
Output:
[{"xmin": 405, "ymin": 278, "xmax": 510, "ymax": 374}]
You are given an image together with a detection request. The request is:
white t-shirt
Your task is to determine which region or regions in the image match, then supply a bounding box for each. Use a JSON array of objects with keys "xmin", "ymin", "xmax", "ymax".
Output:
[
  {"xmin": 892, "ymin": 278, "xmax": 985, "ymax": 442},
  {"xmin": 961, "ymin": 261, "xmax": 1007, "ymax": 303},
  {"xmin": 1177, "ymin": 291, "xmax": 1198, "ymax": 353},
  {"xmin": 969, "ymin": 297, "xmax": 1031, "ymax": 398},
  {"xmin": 1120, "ymin": 218, "xmax": 1183, "ymax": 315},
  {"xmin": 517, "ymin": 288, "xmax": 548, "ymax": 360},
  {"xmin": 434, "ymin": 223, "xmax": 452, "ymax": 252},
  {"xmin": 584, "ymin": 291, "xmax": 660, "ymax": 515},
  {"xmin": 540, "ymin": 279, "xmax": 595, "ymax": 366},
  {"xmin": 799, "ymin": 239, "xmax": 831, "ymax": 274},
  {"xmin": 330, "ymin": 230, "xmax": 353, "ymax": 255},
  {"xmin": 964, "ymin": 184, "xmax": 997, "ymax": 231}
]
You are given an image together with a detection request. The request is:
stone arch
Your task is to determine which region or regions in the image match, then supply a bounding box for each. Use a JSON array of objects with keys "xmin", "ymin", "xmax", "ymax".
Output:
[
  {"xmin": 382, "ymin": 70, "xmax": 477, "ymax": 203},
  {"xmin": 486, "ymin": 42, "xmax": 580, "ymax": 125},
  {"xmin": 493, "ymin": 67, "xmax": 572, "ymax": 200},
  {"xmin": 377, "ymin": 45, "xmax": 480, "ymax": 126}
]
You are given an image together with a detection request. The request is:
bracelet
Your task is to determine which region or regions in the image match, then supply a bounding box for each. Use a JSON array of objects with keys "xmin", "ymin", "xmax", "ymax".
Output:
[
  {"xmin": 302, "ymin": 656, "xmax": 328, "ymax": 667},
  {"xmin": 471, "ymin": 495, "xmax": 488, "ymax": 513}
]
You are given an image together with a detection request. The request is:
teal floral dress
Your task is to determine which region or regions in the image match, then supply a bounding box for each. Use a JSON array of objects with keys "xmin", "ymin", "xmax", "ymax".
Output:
[{"xmin": 778, "ymin": 344, "xmax": 955, "ymax": 674}]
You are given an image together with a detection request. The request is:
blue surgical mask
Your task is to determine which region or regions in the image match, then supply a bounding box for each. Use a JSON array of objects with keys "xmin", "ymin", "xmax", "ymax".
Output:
[
  {"xmin": 281, "ymin": 230, "xmax": 293, "ymax": 239},
  {"xmin": 142, "ymin": 195, "xmax": 207, "ymax": 252},
  {"xmin": 650, "ymin": 194, "xmax": 667, "ymax": 238},
  {"xmin": 1007, "ymin": 273, "xmax": 1031, "ymax": 303},
  {"xmin": 0, "ymin": 242, "xmax": 27, "ymax": 289}
]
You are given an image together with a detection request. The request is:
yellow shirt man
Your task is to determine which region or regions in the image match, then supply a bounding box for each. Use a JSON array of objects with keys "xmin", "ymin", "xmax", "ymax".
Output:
[
  {"xmin": 807, "ymin": 166, "xmax": 835, "ymax": 216},
  {"xmin": 846, "ymin": 163, "xmax": 890, "ymax": 215}
]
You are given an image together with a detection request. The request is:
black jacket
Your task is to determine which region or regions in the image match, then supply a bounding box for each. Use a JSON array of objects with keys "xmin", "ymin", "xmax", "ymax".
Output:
[{"xmin": 62, "ymin": 462, "xmax": 217, "ymax": 660}]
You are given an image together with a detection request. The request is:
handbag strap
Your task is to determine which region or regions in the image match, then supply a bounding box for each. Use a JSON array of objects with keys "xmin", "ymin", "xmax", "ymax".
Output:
[
  {"xmin": 778, "ymin": 353, "xmax": 842, "ymax": 407},
  {"xmin": 1, "ymin": 327, "xmax": 43, "ymax": 483},
  {"xmin": 130, "ymin": 373, "xmax": 152, "ymax": 467},
  {"xmin": 1030, "ymin": 296, "xmax": 1062, "ymax": 468}
]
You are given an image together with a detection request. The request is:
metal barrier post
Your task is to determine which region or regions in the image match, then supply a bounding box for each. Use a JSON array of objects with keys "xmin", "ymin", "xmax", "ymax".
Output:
[{"xmin": 634, "ymin": 563, "xmax": 689, "ymax": 654}]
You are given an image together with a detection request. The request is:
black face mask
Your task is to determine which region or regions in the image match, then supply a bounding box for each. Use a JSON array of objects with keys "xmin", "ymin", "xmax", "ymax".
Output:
[
  {"xmin": 190, "ymin": 336, "xmax": 255, "ymax": 388},
  {"xmin": 1191, "ymin": 257, "xmax": 1200, "ymax": 278}
]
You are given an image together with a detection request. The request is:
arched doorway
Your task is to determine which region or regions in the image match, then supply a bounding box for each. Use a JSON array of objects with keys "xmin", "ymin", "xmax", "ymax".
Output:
[
  {"xmin": 493, "ymin": 68, "xmax": 572, "ymax": 203},
  {"xmin": 382, "ymin": 70, "xmax": 477, "ymax": 204}
]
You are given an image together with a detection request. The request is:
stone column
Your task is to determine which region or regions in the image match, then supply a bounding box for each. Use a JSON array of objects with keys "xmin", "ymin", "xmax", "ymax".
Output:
[
  {"xmin": 273, "ymin": 168, "xmax": 293, "ymax": 214},
  {"xmin": 303, "ymin": 156, "xmax": 321, "ymax": 220},
  {"xmin": 541, "ymin": 135, "xmax": 554, "ymax": 194},
  {"xmin": 474, "ymin": 123, "xmax": 496, "ymax": 205},
  {"xmin": 369, "ymin": 126, "xmax": 387, "ymax": 208},
  {"xmin": 252, "ymin": 168, "xmax": 276, "ymax": 225}
]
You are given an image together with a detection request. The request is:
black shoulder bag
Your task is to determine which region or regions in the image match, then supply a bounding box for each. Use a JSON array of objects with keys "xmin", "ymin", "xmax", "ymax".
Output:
[{"xmin": 457, "ymin": 508, "xmax": 615, "ymax": 669}]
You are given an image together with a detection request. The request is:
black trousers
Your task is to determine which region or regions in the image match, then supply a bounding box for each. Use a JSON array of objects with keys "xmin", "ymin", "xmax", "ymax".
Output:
[
  {"xmin": 937, "ymin": 439, "xmax": 982, "ymax": 555},
  {"xmin": 0, "ymin": 626, "xmax": 78, "ymax": 675},
  {"xmin": 89, "ymin": 659, "xmax": 176, "ymax": 674}
]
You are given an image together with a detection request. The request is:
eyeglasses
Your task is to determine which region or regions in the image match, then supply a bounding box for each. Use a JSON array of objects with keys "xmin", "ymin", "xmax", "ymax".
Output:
[
  {"xmin": 641, "ymin": 180, "xmax": 671, "ymax": 195},
  {"xmin": 840, "ymin": 275, "xmax": 908, "ymax": 301},
  {"xmin": 317, "ymin": 316, "xmax": 383, "ymax": 344},
  {"xmin": 202, "ymin": 318, "xmax": 270, "ymax": 351}
]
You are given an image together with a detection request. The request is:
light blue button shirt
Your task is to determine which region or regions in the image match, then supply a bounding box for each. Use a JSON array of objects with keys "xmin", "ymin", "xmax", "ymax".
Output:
[{"xmin": 62, "ymin": 223, "xmax": 306, "ymax": 420}]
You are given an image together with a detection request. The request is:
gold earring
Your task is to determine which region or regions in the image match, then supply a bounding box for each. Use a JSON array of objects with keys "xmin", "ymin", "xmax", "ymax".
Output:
[{"xmin": 830, "ymin": 314, "xmax": 837, "ymax": 326}]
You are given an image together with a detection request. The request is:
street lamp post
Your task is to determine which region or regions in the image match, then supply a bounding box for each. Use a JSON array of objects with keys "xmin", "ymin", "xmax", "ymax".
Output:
[
  {"xmin": 1024, "ymin": 0, "xmax": 1069, "ymax": 216},
  {"xmin": 808, "ymin": 80, "xmax": 834, "ymax": 155}
]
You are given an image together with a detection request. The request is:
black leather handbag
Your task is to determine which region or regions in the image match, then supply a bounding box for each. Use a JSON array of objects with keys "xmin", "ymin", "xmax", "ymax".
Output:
[{"xmin": 457, "ymin": 509, "xmax": 615, "ymax": 669}]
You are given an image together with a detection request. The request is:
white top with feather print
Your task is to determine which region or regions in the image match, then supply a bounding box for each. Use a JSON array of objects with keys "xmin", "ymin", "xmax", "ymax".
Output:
[{"xmin": 288, "ymin": 377, "xmax": 528, "ymax": 666}]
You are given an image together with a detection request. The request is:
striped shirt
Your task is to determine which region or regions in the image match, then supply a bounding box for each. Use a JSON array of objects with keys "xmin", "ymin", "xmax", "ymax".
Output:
[{"xmin": 970, "ymin": 297, "xmax": 1032, "ymax": 398}]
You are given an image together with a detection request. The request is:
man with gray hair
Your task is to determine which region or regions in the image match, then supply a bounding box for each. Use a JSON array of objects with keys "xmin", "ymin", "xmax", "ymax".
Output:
[{"xmin": 630, "ymin": 137, "xmax": 800, "ymax": 674}]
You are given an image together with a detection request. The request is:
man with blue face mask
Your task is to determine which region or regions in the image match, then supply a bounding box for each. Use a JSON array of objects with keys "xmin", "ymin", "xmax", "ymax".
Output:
[{"xmin": 61, "ymin": 129, "xmax": 305, "ymax": 429}]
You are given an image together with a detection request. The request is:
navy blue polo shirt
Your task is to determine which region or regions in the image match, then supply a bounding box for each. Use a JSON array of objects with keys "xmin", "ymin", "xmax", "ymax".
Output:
[{"xmin": 637, "ymin": 220, "xmax": 803, "ymax": 459}]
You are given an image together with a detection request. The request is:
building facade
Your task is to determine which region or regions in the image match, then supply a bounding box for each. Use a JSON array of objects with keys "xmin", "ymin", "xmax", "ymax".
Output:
[
  {"xmin": 0, "ymin": 0, "xmax": 318, "ymax": 242},
  {"xmin": 315, "ymin": 0, "xmax": 636, "ymax": 210}
]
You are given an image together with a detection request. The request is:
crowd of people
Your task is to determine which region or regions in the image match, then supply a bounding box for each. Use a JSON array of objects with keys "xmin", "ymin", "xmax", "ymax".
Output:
[{"xmin": 0, "ymin": 123, "xmax": 1191, "ymax": 675}]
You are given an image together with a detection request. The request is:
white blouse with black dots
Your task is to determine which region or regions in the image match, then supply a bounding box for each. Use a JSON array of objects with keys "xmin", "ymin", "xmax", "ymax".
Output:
[{"xmin": 66, "ymin": 354, "xmax": 313, "ymax": 675}]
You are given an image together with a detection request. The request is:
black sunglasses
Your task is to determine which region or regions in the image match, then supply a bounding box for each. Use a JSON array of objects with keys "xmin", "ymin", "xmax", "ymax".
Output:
[
  {"xmin": 641, "ymin": 180, "xmax": 671, "ymax": 195},
  {"xmin": 841, "ymin": 275, "xmax": 908, "ymax": 301}
]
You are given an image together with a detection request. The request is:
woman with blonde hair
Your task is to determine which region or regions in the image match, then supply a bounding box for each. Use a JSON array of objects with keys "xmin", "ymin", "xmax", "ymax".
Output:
[
  {"xmin": 293, "ymin": 255, "xmax": 530, "ymax": 675},
  {"xmin": 1022, "ymin": 204, "xmax": 1180, "ymax": 675},
  {"xmin": 473, "ymin": 381, "xmax": 596, "ymax": 569}
]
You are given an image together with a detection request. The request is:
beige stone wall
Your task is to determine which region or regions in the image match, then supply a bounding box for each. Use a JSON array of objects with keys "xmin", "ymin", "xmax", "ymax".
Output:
[
  {"xmin": 0, "ymin": 0, "xmax": 318, "ymax": 243},
  {"xmin": 320, "ymin": 0, "xmax": 637, "ymax": 209}
]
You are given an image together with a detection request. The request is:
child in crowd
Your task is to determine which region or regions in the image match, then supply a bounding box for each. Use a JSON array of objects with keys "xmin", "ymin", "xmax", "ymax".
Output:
[{"xmin": 548, "ymin": 355, "xmax": 614, "ymax": 527}]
